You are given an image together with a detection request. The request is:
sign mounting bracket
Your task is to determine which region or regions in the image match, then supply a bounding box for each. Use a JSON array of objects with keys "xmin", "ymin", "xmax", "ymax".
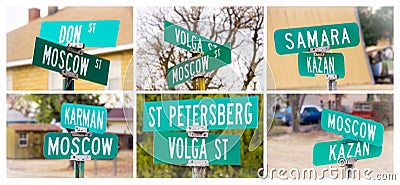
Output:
[
  {"xmin": 70, "ymin": 155, "xmax": 92, "ymax": 161},
  {"xmin": 186, "ymin": 126, "xmax": 208, "ymax": 138},
  {"xmin": 309, "ymin": 46, "xmax": 330, "ymax": 57},
  {"xmin": 187, "ymin": 160, "xmax": 209, "ymax": 167},
  {"xmin": 71, "ymin": 126, "xmax": 92, "ymax": 137}
]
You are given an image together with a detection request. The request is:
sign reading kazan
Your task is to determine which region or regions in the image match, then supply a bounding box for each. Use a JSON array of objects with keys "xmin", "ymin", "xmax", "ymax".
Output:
[
  {"xmin": 143, "ymin": 96, "xmax": 258, "ymax": 132},
  {"xmin": 60, "ymin": 103, "xmax": 107, "ymax": 134},
  {"xmin": 32, "ymin": 37, "xmax": 110, "ymax": 86},
  {"xmin": 298, "ymin": 53, "xmax": 345, "ymax": 78},
  {"xmin": 274, "ymin": 22, "xmax": 360, "ymax": 55},
  {"xmin": 153, "ymin": 132, "xmax": 240, "ymax": 165},
  {"xmin": 40, "ymin": 20, "xmax": 120, "ymax": 47},
  {"xmin": 313, "ymin": 139, "xmax": 382, "ymax": 166},
  {"xmin": 321, "ymin": 109, "xmax": 384, "ymax": 146},
  {"xmin": 44, "ymin": 132, "xmax": 118, "ymax": 159}
]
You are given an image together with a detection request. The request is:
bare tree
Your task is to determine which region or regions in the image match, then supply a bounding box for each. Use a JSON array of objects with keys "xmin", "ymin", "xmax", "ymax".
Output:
[
  {"xmin": 288, "ymin": 94, "xmax": 306, "ymax": 133},
  {"xmin": 136, "ymin": 6, "xmax": 264, "ymax": 91}
]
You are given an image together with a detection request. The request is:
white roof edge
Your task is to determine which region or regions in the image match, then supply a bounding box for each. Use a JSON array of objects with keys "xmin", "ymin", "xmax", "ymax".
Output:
[{"xmin": 7, "ymin": 43, "xmax": 133, "ymax": 68}]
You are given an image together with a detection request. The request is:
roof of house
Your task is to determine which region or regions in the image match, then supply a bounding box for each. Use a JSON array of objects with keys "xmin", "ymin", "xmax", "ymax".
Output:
[
  {"xmin": 7, "ymin": 6, "xmax": 133, "ymax": 62},
  {"xmin": 108, "ymin": 108, "xmax": 133, "ymax": 121},
  {"xmin": 7, "ymin": 109, "xmax": 35, "ymax": 123},
  {"xmin": 8, "ymin": 123, "xmax": 61, "ymax": 132}
]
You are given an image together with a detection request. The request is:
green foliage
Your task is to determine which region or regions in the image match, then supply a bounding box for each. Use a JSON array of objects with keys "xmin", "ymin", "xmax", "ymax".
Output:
[
  {"xmin": 137, "ymin": 94, "xmax": 263, "ymax": 177},
  {"xmin": 358, "ymin": 7, "xmax": 393, "ymax": 46},
  {"xmin": 22, "ymin": 94, "xmax": 102, "ymax": 123}
]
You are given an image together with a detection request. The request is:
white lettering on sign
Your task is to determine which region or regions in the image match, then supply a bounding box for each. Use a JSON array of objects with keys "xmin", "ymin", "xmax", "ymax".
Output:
[
  {"xmin": 284, "ymin": 28, "xmax": 350, "ymax": 51},
  {"xmin": 170, "ymin": 56, "xmax": 209, "ymax": 84},
  {"xmin": 59, "ymin": 25, "xmax": 82, "ymax": 44},
  {"xmin": 306, "ymin": 56, "xmax": 335, "ymax": 74},
  {"xmin": 328, "ymin": 142, "xmax": 370, "ymax": 161},
  {"xmin": 42, "ymin": 44, "xmax": 90, "ymax": 76},
  {"xmin": 174, "ymin": 28, "xmax": 204, "ymax": 52},
  {"xmin": 167, "ymin": 136, "xmax": 228, "ymax": 160},
  {"xmin": 146, "ymin": 101, "xmax": 253, "ymax": 129},
  {"xmin": 327, "ymin": 113, "xmax": 377, "ymax": 142},
  {"xmin": 47, "ymin": 136, "xmax": 114, "ymax": 156},
  {"xmin": 64, "ymin": 106, "xmax": 104, "ymax": 131}
]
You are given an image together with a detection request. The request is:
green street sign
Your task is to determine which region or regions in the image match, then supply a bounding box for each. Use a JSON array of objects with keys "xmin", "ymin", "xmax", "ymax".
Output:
[
  {"xmin": 321, "ymin": 109, "xmax": 384, "ymax": 146},
  {"xmin": 32, "ymin": 37, "xmax": 110, "ymax": 86},
  {"xmin": 153, "ymin": 132, "xmax": 240, "ymax": 165},
  {"xmin": 43, "ymin": 132, "xmax": 118, "ymax": 159},
  {"xmin": 298, "ymin": 53, "xmax": 345, "ymax": 78},
  {"xmin": 143, "ymin": 96, "xmax": 258, "ymax": 132},
  {"xmin": 164, "ymin": 20, "xmax": 224, "ymax": 53},
  {"xmin": 40, "ymin": 20, "xmax": 120, "ymax": 47},
  {"xmin": 274, "ymin": 22, "xmax": 360, "ymax": 55},
  {"xmin": 60, "ymin": 103, "xmax": 107, "ymax": 134},
  {"xmin": 167, "ymin": 42, "xmax": 231, "ymax": 87},
  {"xmin": 313, "ymin": 140, "xmax": 382, "ymax": 166}
]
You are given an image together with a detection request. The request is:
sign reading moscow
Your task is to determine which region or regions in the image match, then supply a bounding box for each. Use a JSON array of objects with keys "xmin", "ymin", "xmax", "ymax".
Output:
[{"xmin": 32, "ymin": 37, "xmax": 110, "ymax": 86}]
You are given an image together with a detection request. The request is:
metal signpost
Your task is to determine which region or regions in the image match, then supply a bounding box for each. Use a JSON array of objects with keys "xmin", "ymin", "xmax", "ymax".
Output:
[
  {"xmin": 274, "ymin": 22, "xmax": 361, "ymax": 91},
  {"xmin": 164, "ymin": 20, "xmax": 232, "ymax": 89},
  {"xmin": 145, "ymin": 95, "xmax": 258, "ymax": 178},
  {"xmin": 313, "ymin": 109, "xmax": 384, "ymax": 178}
]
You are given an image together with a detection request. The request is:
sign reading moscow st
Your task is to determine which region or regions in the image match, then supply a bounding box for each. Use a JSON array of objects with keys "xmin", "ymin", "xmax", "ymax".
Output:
[
  {"xmin": 32, "ymin": 37, "xmax": 110, "ymax": 86},
  {"xmin": 61, "ymin": 103, "xmax": 108, "ymax": 134}
]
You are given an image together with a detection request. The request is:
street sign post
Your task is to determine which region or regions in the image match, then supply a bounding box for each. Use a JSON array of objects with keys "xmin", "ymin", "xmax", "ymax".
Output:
[
  {"xmin": 274, "ymin": 22, "xmax": 360, "ymax": 55},
  {"xmin": 32, "ymin": 37, "xmax": 110, "ymax": 86},
  {"xmin": 143, "ymin": 96, "xmax": 259, "ymax": 132},
  {"xmin": 40, "ymin": 20, "xmax": 120, "ymax": 47},
  {"xmin": 313, "ymin": 139, "xmax": 382, "ymax": 166},
  {"xmin": 60, "ymin": 103, "xmax": 108, "ymax": 134},
  {"xmin": 167, "ymin": 42, "xmax": 231, "ymax": 87},
  {"xmin": 298, "ymin": 53, "xmax": 345, "ymax": 78},
  {"xmin": 321, "ymin": 109, "xmax": 384, "ymax": 146},
  {"xmin": 153, "ymin": 132, "xmax": 240, "ymax": 165},
  {"xmin": 43, "ymin": 132, "xmax": 119, "ymax": 159}
]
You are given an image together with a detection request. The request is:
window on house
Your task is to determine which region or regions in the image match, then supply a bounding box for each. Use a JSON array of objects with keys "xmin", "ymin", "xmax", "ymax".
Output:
[
  {"xmin": 106, "ymin": 60, "xmax": 122, "ymax": 90},
  {"xmin": 48, "ymin": 71, "xmax": 63, "ymax": 90},
  {"xmin": 7, "ymin": 74, "xmax": 12, "ymax": 90},
  {"xmin": 18, "ymin": 133, "xmax": 28, "ymax": 147}
]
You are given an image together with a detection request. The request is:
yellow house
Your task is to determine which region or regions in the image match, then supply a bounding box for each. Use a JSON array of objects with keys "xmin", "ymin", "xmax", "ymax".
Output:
[
  {"xmin": 7, "ymin": 123, "xmax": 61, "ymax": 159},
  {"xmin": 7, "ymin": 6, "xmax": 133, "ymax": 90},
  {"xmin": 267, "ymin": 7, "xmax": 373, "ymax": 90}
]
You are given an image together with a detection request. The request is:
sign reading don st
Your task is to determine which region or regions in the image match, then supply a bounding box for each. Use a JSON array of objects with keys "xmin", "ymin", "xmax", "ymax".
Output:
[
  {"xmin": 60, "ymin": 103, "xmax": 107, "ymax": 134},
  {"xmin": 143, "ymin": 96, "xmax": 258, "ymax": 132},
  {"xmin": 298, "ymin": 52, "xmax": 345, "ymax": 78},
  {"xmin": 153, "ymin": 132, "xmax": 240, "ymax": 165},
  {"xmin": 40, "ymin": 20, "xmax": 120, "ymax": 47},
  {"xmin": 274, "ymin": 22, "xmax": 360, "ymax": 55},
  {"xmin": 321, "ymin": 109, "xmax": 384, "ymax": 146},
  {"xmin": 313, "ymin": 139, "xmax": 382, "ymax": 166},
  {"xmin": 32, "ymin": 37, "xmax": 110, "ymax": 86},
  {"xmin": 43, "ymin": 132, "xmax": 118, "ymax": 159}
]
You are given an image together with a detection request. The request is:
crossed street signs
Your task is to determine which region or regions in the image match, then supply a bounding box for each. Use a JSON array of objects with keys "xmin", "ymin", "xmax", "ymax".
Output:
[
  {"xmin": 164, "ymin": 20, "xmax": 232, "ymax": 87},
  {"xmin": 313, "ymin": 109, "xmax": 384, "ymax": 166}
]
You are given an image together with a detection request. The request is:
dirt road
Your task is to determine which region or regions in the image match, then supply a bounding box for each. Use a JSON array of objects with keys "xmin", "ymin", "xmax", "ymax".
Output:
[
  {"xmin": 7, "ymin": 150, "xmax": 133, "ymax": 178},
  {"xmin": 267, "ymin": 127, "xmax": 393, "ymax": 178}
]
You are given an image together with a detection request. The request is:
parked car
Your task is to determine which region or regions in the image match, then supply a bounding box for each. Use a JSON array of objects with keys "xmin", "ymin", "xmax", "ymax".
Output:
[
  {"xmin": 352, "ymin": 101, "xmax": 393, "ymax": 127},
  {"xmin": 280, "ymin": 105, "xmax": 322, "ymax": 126}
]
